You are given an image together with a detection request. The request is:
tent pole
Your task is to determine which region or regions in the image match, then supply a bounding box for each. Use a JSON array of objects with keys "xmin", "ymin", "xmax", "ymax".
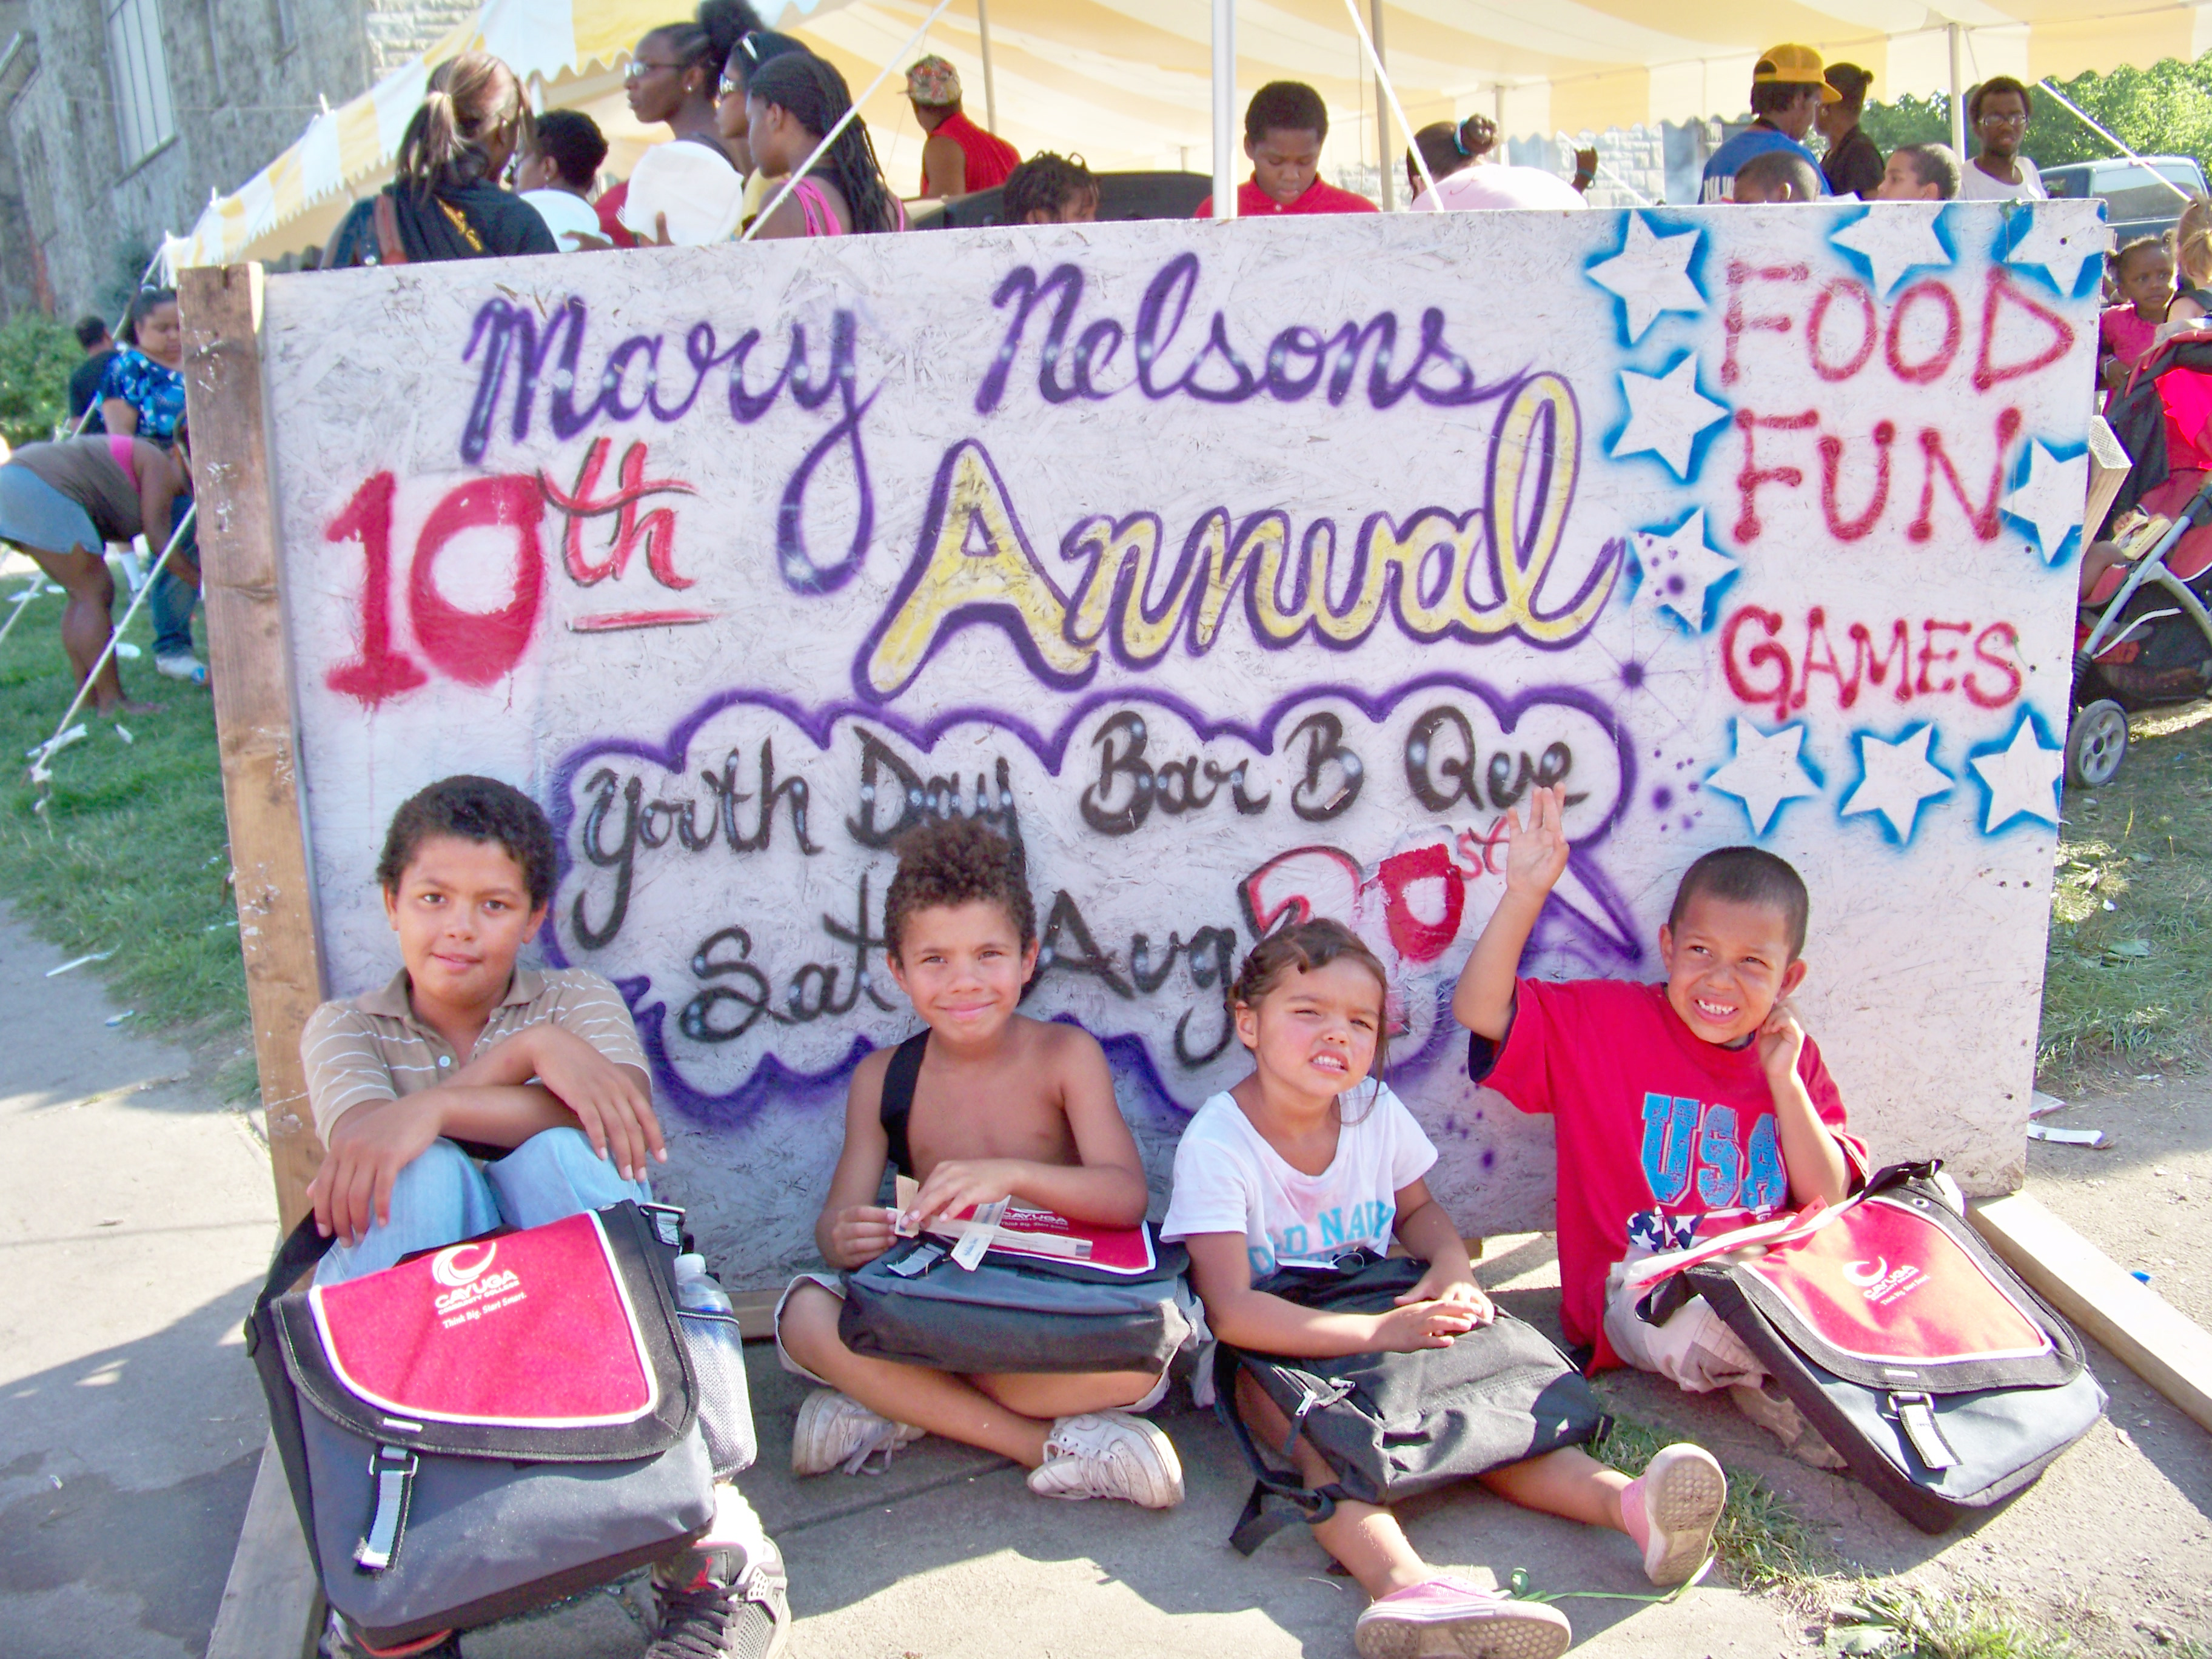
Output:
[
  {"xmin": 1371, "ymin": 0, "xmax": 1393, "ymax": 210},
  {"xmin": 975, "ymin": 0, "xmax": 999, "ymax": 134},
  {"xmin": 1212, "ymin": 0, "xmax": 1236, "ymax": 219},
  {"xmin": 1948, "ymin": 23, "xmax": 1968, "ymax": 163}
]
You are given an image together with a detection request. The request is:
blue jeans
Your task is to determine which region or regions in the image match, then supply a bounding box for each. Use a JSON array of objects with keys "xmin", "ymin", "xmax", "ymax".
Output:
[
  {"xmin": 146, "ymin": 561, "xmax": 195, "ymax": 660},
  {"xmin": 314, "ymin": 1127, "xmax": 652, "ymax": 1286}
]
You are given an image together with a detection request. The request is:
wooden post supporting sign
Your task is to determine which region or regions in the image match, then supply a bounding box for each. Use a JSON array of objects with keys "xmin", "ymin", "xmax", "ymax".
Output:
[{"xmin": 179, "ymin": 263, "xmax": 326, "ymax": 1231}]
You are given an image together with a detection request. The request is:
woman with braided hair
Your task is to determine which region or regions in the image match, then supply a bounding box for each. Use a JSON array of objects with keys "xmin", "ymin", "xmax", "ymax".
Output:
[
  {"xmin": 744, "ymin": 52, "xmax": 905, "ymax": 237},
  {"xmin": 324, "ymin": 53, "xmax": 555, "ymax": 265},
  {"xmin": 1404, "ymin": 113, "xmax": 1586, "ymax": 212}
]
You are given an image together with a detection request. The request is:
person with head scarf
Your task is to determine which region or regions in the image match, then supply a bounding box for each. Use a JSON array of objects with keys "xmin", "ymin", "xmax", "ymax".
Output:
[
  {"xmin": 325, "ymin": 54, "xmax": 553, "ymax": 265},
  {"xmin": 907, "ymin": 54, "xmax": 1018, "ymax": 199}
]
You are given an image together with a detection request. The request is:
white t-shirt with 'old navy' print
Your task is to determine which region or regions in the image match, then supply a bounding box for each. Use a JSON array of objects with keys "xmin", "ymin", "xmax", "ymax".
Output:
[{"xmin": 1161, "ymin": 1082, "xmax": 1438, "ymax": 1278}]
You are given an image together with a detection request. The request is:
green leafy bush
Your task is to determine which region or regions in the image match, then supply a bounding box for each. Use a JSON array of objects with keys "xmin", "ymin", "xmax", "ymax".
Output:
[{"xmin": 0, "ymin": 314, "xmax": 81, "ymax": 451}]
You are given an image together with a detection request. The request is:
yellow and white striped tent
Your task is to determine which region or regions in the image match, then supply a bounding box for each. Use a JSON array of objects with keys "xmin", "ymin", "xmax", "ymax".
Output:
[{"xmin": 170, "ymin": 0, "xmax": 2212, "ymax": 270}]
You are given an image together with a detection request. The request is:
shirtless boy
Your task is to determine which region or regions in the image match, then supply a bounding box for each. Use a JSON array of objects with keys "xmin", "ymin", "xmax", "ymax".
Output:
[{"xmin": 774, "ymin": 815, "xmax": 1184, "ymax": 1507}]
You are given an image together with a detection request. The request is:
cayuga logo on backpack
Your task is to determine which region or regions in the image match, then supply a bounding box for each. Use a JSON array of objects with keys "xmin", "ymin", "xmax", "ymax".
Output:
[
  {"xmin": 431, "ymin": 1240, "xmax": 524, "ymax": 1322},
  {"xmin": 1842, "ymin": 1255, "xmax": 1928, "ymax": 1305}
]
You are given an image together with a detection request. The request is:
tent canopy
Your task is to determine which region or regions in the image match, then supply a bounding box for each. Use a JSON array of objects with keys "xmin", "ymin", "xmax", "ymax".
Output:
[{"xmin": 173, "ymin": 0, "xmax": 2212, "ymax": 268}]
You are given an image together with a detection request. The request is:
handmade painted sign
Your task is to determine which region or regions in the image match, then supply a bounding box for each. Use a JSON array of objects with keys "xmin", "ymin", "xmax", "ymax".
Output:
[{"xmin": 260, "ymin": 203, "xmax": 2098, "ymax": 1285}]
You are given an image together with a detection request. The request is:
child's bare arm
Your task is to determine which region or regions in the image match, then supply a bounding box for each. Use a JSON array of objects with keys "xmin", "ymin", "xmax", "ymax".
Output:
[
  {"xmin": 817, "ymin": 1053, "xmax": 902, "ymax": 1270},
  {"xmin": 910, "ymin": 1031, "xmax": 1148, "ymax": 1228},
  {"xmin": 1389, "ymin": 1179, "xmax": 1493, "ymax": 1323},
  {"xmin": 307, "ymin": 1027, "xmax": 663, "ymax": 1245},
  {"xmin": 1185, "ymin": 1233, "xmax": 1481, "ymax": 1356},
  {"xmin": 1760, "ymin": 1010, "xmax": 1850, "ymax": 1207},
  {"xmin": 448, "ymin": 1024, "xmax": 663, "ymax": 1178},
  {"xmin": 1451, "ymin": 785, "xmax": 1569, "ymax": 1039}
]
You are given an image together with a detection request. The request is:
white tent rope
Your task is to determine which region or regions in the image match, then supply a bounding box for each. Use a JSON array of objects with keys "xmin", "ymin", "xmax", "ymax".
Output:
[
  {"xmin": 0, "ymin": 575, "xmax": 41, "ymax": 652},
  {"xmin": 1339, "ymin": 0, "xmax": 1438, "ymax": 209},
  {"xmin": 2036, "ymin": 77, "xmax": 2195, "ymax": 204},
  {"xmin": 740, "ymin": 0, "xmax": 958, "ymax": 242},
  {"xmin": 26, "ymin": 501, "xmax": 196, "ymax": 788}
]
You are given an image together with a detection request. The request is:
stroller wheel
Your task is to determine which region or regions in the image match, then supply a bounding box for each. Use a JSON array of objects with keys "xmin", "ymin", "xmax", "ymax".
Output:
[{"xmin": 2065, "ymin": 699, "xmax": 2130, "ymax": 788}]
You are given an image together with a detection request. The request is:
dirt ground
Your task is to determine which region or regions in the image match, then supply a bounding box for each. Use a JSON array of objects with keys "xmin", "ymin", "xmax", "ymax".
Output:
[{"xmin": 2025, "ymin": 1074, "xmax": 2212, "ymax": 1333}]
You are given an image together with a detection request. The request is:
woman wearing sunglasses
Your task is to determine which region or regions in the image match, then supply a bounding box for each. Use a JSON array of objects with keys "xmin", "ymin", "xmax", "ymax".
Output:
[
  {"xmin": 600, "ymin": 5, "xmax": 756, "ymax": 246},
  {"xmin": 716, "ymin": 28, "xmax": 813, "ymax": 227}
]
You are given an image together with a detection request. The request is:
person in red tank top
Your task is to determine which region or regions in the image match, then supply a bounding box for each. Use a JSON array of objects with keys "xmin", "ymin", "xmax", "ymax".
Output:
[{"xmin": 906, "ymin": 53, "xmax": 1018, "ymax": 198}]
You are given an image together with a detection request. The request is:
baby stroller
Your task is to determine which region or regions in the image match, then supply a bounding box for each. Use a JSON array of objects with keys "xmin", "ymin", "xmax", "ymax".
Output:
[{"xmin": 2072, "ymin": 336, "xmax": 2212, "ymax": 785}]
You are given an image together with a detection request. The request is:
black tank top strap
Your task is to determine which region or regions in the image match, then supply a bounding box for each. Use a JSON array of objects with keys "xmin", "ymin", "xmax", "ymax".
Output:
[{"xmin": 879, "ymin": 1030, "xmax": 929, "ymax": 1179}]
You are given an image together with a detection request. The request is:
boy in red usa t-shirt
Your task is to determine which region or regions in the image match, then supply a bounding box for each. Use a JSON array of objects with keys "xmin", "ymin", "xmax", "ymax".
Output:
[{"xmin": 1452, "ymin": 788, "xmax": 1869, "ymax": 1461}]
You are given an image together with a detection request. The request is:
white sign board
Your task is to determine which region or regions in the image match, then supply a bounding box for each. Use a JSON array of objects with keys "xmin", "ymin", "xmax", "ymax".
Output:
[{"xmin": 261, "ymin": 204, "xmax": 2097, "ymax": 1285}]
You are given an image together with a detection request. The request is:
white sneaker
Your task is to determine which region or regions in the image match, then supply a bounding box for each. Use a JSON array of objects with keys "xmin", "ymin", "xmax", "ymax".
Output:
[
  {"xmin": 790, "ymin": 1388, "xmax": 923, "ymax": 1476},
  {"xmin": 1025, "ymin": 1410, "xmax": 1184, "ymax": 1508},
  {"xmin": 155, "ymin": 653, "xmax": 207, "ymax": 684}
]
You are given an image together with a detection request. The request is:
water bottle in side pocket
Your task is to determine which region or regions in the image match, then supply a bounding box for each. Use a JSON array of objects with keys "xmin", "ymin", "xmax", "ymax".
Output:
[{"xmin": 671, "ymin": 1253, "xmax": 757, "ymax": 1477}]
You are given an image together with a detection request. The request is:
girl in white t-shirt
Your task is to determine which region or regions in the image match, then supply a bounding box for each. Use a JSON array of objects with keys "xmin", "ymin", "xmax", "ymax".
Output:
[{"xmin": 1163, "ymin": 920, "xmax": 1728, "ymax": 1659}]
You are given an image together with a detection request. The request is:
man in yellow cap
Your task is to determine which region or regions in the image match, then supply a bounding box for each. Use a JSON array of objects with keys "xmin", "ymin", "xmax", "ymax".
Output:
[{"xmin": 1700, "ymin": 45, "xmax": 1835, "ymax": 203}]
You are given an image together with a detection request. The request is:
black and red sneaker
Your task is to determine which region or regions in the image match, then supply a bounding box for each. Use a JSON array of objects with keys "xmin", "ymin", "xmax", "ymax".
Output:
[{"xmin": 645, "ymin": 1538, "xmax": 791, "ymax": 1659}]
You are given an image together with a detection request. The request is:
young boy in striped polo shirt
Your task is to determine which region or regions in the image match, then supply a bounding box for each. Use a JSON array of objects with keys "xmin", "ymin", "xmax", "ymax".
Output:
[{"xmin": 299, "ymin": 773, "xmax": 788, "ymax": 1659}]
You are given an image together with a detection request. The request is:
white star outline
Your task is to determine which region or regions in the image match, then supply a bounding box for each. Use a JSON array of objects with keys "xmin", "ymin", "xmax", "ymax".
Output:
[
  {"xmin": 1610, "ymin": 354, "xmax": 1732, "ymax": 481},
  {"xmin": 1827, "ymin": 204, "xmax": 1956, "ymax": 298},
  {"xmin": 1968, "ymin": 708, "xmax": 2066, "ymax": 834},
  {"xmin": 1584, "ymin": 212, "xmax": 1708, "ymax": 345},
  {"xmin": 1839, "ymin": 723, "xmax": 1955, "ymax": 845},
  {"xmin": 2003, "ymin": 439, "xmax": 2091, "ymax": 566},
  {"xmin": 1629, "ymin": 508, "xmax": 1738, "ymax": 632},
  {"xmin": 1704, "ymin": 718, "xmax": 1823, "ymax": 838},
  {"xmin": 2002, "ymin": 204, "xmax": 2106, "ymax": 299}
]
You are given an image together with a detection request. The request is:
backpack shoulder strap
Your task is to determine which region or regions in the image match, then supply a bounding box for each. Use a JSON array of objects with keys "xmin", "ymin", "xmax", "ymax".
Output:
[
  {"xmin": 372, "ymin": 193, "xmax": 410, "ymax": 265},
  {"xmin": 880, "ymin": 1030, "xmax": 928, "ymax": 1179},
  {"xmin": 1212, "ymin": 1341, "xmax": 1356, "ymax": 1555}
]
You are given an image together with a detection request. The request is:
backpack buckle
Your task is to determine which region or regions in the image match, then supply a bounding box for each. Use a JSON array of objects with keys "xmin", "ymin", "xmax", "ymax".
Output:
[
  {"xmin": 1887, "ymin": 1392, "xmax": 1959, "ymax": 1471},
  {"xmin": 355, "ymin": 1445, "xmax": 420, "ymax": 1572}
]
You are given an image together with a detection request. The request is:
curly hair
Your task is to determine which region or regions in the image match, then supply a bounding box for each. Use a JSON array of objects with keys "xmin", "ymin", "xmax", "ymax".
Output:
[
  {"xmin": 1225, "ymin": 918, "xmax": 1392, "ymax": 1096},
  {"xmin": 883, "ymin": 816, "xmax": 1034, "ymax": 962},
  {"xmin": 1002, "ymin": 151, "xmax": 1098, "ymax": 223},
  {"xmin": 377, "ymin": 775, "xmax": 557, "ymax": 909}
]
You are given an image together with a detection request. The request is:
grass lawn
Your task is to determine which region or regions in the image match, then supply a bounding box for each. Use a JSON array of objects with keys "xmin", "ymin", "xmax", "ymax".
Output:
[
  {"xmin": 0, "ymin": 562, "xmax": 247, "ymax": 1081},
  {"xmin": 2040, "ymin": 702, "xmax": 2212, "ymax": 1093}
]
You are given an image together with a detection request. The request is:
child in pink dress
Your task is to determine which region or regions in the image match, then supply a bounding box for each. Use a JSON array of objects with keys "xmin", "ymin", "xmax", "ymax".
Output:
[{"xmin": 2100, "ymin": 236, "xmax": 2177, "ymax": 407}]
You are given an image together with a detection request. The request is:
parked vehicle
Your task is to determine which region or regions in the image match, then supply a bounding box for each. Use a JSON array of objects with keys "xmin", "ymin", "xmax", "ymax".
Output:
[{"xmin": 2040, "ymin": 155, "xmax": 2206, "ymax": 247}]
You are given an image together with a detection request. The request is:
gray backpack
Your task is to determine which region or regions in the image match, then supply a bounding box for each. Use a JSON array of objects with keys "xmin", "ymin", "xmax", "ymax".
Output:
[{"xmin": 247, "ymin": 1202, "xmax": 720, "ymax": 1651}]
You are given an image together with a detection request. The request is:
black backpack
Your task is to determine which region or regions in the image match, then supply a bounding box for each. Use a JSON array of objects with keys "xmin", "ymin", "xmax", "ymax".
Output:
[
  {"xmin": 1646, "ymin": 1163, "xmax": 2106, "ymax": 1533},
  {"xmin": 1216, "ymin": 1252, "xmax": 1607, "ymax": 1552}
]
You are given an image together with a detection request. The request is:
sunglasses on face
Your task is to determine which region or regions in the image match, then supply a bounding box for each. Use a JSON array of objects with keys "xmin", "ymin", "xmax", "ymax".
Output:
[{"xmin": 624, "ymin": 59, "xmax": 685, "ymax": 83}]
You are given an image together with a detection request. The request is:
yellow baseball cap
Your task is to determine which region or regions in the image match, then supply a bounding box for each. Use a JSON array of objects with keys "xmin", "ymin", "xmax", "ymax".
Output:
[{"xmin": 1754, "ymin": 44, "xmax": 1843, "ymax": 102}]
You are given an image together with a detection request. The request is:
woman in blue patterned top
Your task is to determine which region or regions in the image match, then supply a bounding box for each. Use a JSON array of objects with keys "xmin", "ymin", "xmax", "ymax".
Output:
[
  {"xmin": 97, "ymin": 289, "xmax": 186, "ymax": 440},
  {"xmin": 96, "ymin": 287, "xmax": 204, "ymax": 682}
]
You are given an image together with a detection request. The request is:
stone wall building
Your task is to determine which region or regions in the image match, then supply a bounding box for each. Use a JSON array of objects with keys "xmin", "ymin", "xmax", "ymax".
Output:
[{"xmin": 0, "ymin": 0, "xmax": 471, "ymax": 324}]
